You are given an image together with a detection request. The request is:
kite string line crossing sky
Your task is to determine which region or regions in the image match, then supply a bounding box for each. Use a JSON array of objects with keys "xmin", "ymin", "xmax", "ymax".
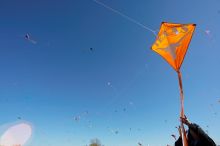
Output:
[
  {"xmin": 93, "ymin": 1, "xmax": 214, "ymax": 42},
  {"xmin": 92, "ymin": 0, "xmax": 157, "ymax": 36}
]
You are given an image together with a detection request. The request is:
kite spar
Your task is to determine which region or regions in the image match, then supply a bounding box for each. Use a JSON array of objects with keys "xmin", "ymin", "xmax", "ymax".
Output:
[{"xmin": 151, "ymin": 22, "xmax": 196, "ymax": 146}]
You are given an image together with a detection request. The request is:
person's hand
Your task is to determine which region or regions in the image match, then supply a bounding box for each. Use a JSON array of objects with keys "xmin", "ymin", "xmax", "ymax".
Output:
[{"xmin": 180, "ymin": 115, "xmax": 191, "ymax": 126}]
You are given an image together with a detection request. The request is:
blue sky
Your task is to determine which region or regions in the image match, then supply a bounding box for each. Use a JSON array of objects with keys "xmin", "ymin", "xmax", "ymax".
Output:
[{"xmin": 0, "ymin": 0, "xmax": 220, "ymax": 146}]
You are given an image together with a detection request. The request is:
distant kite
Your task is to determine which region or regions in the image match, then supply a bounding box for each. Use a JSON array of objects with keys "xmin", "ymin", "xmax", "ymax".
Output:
[
  {"xmin": 108, "ymin": 128, "xmax": 119, "ymax": 135},
  {"xmin": 115, "ymin": 130, "xmax": 119, "ymax": 134},
  {"xmin": 24, "ymin": 33, "xmax": 37, "ymax": 44},
  {"xmin": 171, "ymin": 134, "xmax": 177, "ymax": 140},
  {"xmin": 204, "ymin": 30, "xmax": 211, "ymax": 36},
  {"xmin": 73, "ymin": 116, "xmax": 80, "ymax": 122},
  {"xmin": 24, "ymin": 34, "xmax": 30, "ymax": 40},
  {"xmin": 107, "ymin": 82, "xmax": 111, "ymax": 86}
]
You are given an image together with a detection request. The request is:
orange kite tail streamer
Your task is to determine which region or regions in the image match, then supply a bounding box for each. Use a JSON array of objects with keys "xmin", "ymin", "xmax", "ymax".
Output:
[{"xmin": 177, "ymin": 71, "xmax": 188, "ymax": 146}]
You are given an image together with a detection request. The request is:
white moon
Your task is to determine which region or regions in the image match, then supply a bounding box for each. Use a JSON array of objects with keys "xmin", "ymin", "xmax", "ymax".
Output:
[{"xmin": 0, "ymin": 123, "xmax": 32, "ymax": 146}]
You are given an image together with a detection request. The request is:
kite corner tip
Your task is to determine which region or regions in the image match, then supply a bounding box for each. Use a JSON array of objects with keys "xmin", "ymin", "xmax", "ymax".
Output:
[{"xmin": 193, "ymin": 23, "xmax": 197, "ymax": 26}]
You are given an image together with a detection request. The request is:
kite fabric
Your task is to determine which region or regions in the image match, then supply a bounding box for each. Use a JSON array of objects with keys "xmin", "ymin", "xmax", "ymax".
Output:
[
  {"xmin": 151, "ymin": 22, "xmax": 196, "ymax": 72},
  {"xmin": 151, "ymin": 22, "xmax": 196, "ymax": 146}
]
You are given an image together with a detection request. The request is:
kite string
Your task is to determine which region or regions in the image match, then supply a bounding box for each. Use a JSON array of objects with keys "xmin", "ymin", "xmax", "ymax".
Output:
[{"xmin": 92, "ymin": 0, "xmax": 157, "ymax": 36}]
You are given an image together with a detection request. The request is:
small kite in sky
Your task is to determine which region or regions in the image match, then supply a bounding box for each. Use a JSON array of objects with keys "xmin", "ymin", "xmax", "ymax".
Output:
[
  {"xmin": 107, "ymin": 82, "xmax": 113, "ymax": 88},
  {"xmin": 108, "ymin": 128, "xmax": 119, "ymax": 135},
  {"xmin": 73, "ymin": 111, "xmax": 89, "ymax": 123},
  {"xmin": 24, "ymin": 34, "xmax": 30, "ymax": 39},
  {"xmin": 107, "ymin": 82, "xmax": 115, "ymax": 90},
  {"xmin": 107, "ymin": 82, "xmax": 111, "ymax": 86},
  {"xmin": 90, "ymin": 48, "xmax": 94, "ymax": 52},
  {"xmin": 171, "ymin": 134, "xmax": 177, "ymax": 140},
  {"xmin": 138, "ymin": 142, "xmax": 143, "ymax": 146},
  {"xmin": 204, "ymin": 30, "xmax": 211, "ymax": 36},
  {"xmin": 73, "ymin": 116, "xmax": 80, "ymax": 122},
  {"xmin": 204, "ymin": 30, "xmax": 214, "ymax": 40},
  {"xmin": 24, "ymin": 33, "xmax": 37, "ymax": 44}
]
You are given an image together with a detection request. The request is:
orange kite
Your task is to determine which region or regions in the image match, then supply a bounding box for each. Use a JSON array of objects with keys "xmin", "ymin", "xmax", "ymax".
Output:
[
  {"xmin": 151, "ymin": 22, "xmax": 196, "ymax": 71},
  {"xmin": 151, "ymin": 22, "xmax": 196, "ymax": 146}
]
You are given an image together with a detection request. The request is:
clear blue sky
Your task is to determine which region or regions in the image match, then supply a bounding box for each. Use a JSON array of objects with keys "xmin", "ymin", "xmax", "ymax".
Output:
[{"xmin": 0, "ymin": 0, "xmax": 220, "ymax": 146}]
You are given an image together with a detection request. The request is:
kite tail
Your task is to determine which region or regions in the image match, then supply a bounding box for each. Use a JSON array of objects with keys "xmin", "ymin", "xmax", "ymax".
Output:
[
  {"xmin": 177, "ymin": 71, "xmax": 188, "ymax": 146},
  {"xmin": 177, "ymin": 71, "xmax": 184, "ymax": 118}
]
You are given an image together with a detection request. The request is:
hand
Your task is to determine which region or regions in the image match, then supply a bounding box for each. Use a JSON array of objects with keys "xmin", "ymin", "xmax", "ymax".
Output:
[{"xmin": 180, "ymin": 115, "xmax": 191, "ymax": 126}]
